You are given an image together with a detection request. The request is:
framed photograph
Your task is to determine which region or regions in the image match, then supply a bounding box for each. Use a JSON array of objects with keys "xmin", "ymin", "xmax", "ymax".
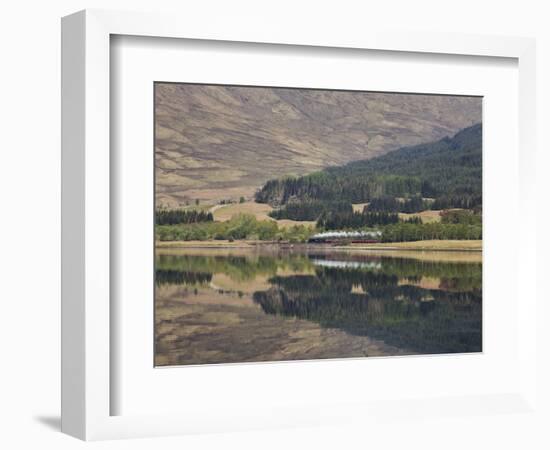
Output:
[
  {"xmin": 153, "ymin": 82, "xmax": 483, "ymax": 367},
  {"xmin": 61, "ymin": 9, "xmax": 538, "ymax": 440}
]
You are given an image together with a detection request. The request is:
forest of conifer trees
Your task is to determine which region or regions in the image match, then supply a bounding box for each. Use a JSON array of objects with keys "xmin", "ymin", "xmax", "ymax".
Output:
[
  {"xmin": 155, "ymin": 209, "xmax": 213, "ymax": 225},
  {"xmin": 255, "ymin": 124, "xmax": 482, "ymax": 215}
]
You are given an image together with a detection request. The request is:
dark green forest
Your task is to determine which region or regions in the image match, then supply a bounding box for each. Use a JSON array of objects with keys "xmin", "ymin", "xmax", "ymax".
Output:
[
  {"xmin": 368, "ymin": 195, "xmax": 432, "ymax": 213},
  {"xmin": 268, "ymin": 200, "xmax": 352, "ymax": 221},
  {"xmin": 380, "ymin": 222, "xmax": 482, "ymax": 242},
  {"xmin": 256, "ymin": 123, "xmax": 482, "ymax": 212},
  {"xmin": 317, "ymin": 210, "xmax": 399, "ymax": 230},
  {"xmin": 155, "ymin": 208, "xmax": 213, "ymax": 225}
]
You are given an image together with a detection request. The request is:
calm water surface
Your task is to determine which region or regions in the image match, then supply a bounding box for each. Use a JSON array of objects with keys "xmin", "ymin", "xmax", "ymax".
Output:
[{"xmin": 155, "ymin": 247, "xmax": 482, "ymax": 366}]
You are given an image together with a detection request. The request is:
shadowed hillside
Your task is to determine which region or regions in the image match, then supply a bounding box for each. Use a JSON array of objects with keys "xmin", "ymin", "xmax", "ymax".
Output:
[{"xmin": 155, "ymin": 84, "xmax": 481, "ymax": 207}]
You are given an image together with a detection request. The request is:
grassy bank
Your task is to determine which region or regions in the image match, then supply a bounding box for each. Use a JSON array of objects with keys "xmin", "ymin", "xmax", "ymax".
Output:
[
  {"xmin": 157, "ymin": 239, "xmax": 482, "ymax": 252},
  {"xmin": 156, "ymin": 239, "xmax": 257, "ymax": 249},
  {"xmin": 344, "ymin": 239, "xmax": 482, "ymax": 251}
]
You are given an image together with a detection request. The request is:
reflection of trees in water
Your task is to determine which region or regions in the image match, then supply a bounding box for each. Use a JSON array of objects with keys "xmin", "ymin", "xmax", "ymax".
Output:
[
  {"xmin": 252, "ymin": 267, "xmax": 481, "ymax": 354},
  {"xmin": 156, "ymin": 252, "xmax": 482, "ymax": 354},
  {"xmin": 157, "ymin": 252, "xmax": 481, "ymax": 288},
  {"xmin": 156, "ymin": 253, "xmax": 313, "ymax": 282},
  {"xmin": 156, "ymin": 269, "xmax": 212, "ymax": 286},
  {"xmin": 313, "ymin": 255, "xmax": 482, "ymax": 290},
  {"xmin": 373, "ymin": 257, "xmax": 481, "ymax": 281}
]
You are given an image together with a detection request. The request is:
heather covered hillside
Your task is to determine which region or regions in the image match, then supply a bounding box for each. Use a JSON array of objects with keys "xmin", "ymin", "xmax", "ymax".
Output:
[{"xmin": 155, "ymin": 84, "xmax": 481, "ymax": 207}]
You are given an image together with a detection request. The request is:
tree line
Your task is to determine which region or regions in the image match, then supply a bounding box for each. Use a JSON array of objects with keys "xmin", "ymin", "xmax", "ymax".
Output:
[
  {"xmin": 156, "ymin": 213, "xmax": 313, "ymax": 243},
  {"xmin": 381, "ymin": 222, "xmax": 482, "ymax": 242},
  {"xmin": 269, "ymin": 200, "xmax": 352, "ymax": 221},
  {"xmin": 367, "ymin": 195, "xmax": 432, "ymax": 213},
  {"xmin": 317, "ymin": 210, "xmax": 399, "ymax": 230},
  {"xmin": 431, "ymin": 195, "xmax": 482, "ymax": 211},
  {"xmin": 256, "ymin": 173, "xmax": 423, "ymax": 206},
  {"xmin": 155, "ymin": 208, "xmax": 213, "ymax": 225},
  {"xmin": 440, "ymin": 209, "xmax": 482, "ymax": 225}
]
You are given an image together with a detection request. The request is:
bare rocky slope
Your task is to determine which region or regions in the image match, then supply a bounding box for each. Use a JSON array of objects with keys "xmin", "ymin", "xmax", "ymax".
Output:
[{"xmin": 155, "ymin": 83, "xmax": 481, "ymax": 207}]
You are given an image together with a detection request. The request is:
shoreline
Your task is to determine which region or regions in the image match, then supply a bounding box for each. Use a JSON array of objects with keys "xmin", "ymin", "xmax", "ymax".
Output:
[{"xmin": 155, "ymin": 239, "xmax": 482, "ymax": 252}]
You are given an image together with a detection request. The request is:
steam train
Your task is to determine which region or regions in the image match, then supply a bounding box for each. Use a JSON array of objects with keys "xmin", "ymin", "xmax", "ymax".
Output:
[{"xmin": 307, "ymin": 231, "xmax": 382, "ymax": 245}]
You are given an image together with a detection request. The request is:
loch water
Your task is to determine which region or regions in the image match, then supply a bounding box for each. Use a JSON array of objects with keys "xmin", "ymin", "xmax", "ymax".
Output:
[{"xmin": 155, "ymin": 247, "xmax": 482, "ymax": 366}]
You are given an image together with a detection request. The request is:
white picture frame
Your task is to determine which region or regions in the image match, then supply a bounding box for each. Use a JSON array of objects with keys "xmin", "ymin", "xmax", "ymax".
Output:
[{"xmin": 61, "ymin": 9, "xmax": 537, "ymax": 441}]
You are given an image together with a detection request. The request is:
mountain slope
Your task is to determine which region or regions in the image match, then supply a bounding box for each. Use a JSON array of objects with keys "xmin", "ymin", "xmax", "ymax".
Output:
[
  {"xmin": 155, "ymin": 84, "xmax": 481, "ymax": 207},
  {"xmin": 256, "ymin": 123, "xmax": 482, "ymax": 206}
]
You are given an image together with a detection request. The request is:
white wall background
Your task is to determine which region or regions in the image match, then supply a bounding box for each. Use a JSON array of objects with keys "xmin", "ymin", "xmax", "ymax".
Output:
[{"xmin": 0, "ymin": 1, "xmax": 548, "ymax": 449}]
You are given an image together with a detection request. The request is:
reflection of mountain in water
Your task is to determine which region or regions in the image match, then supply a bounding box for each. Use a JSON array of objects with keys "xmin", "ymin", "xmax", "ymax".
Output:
[
  {"xmin": 156, "ymin": 251, "xmax": 482, "ymax": 356},
  {"xmin": 253, "ymin": 267, "xmax": 481, "ymax": 354}
]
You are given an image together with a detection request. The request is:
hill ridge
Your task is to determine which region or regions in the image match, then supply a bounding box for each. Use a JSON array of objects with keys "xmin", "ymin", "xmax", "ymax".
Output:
[{"xmin": 155, "ymin": 84, "xmax": 481, "ymax": 206}]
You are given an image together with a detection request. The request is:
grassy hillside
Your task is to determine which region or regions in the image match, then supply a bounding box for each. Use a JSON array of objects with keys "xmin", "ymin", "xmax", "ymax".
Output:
[
  {"xmin": 210, "ymin": 201, "xmax": 316, "ymax": 229},
  {"xmin": 155, "ymin": 84, "xmax": 481, "ymax": 207}
]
